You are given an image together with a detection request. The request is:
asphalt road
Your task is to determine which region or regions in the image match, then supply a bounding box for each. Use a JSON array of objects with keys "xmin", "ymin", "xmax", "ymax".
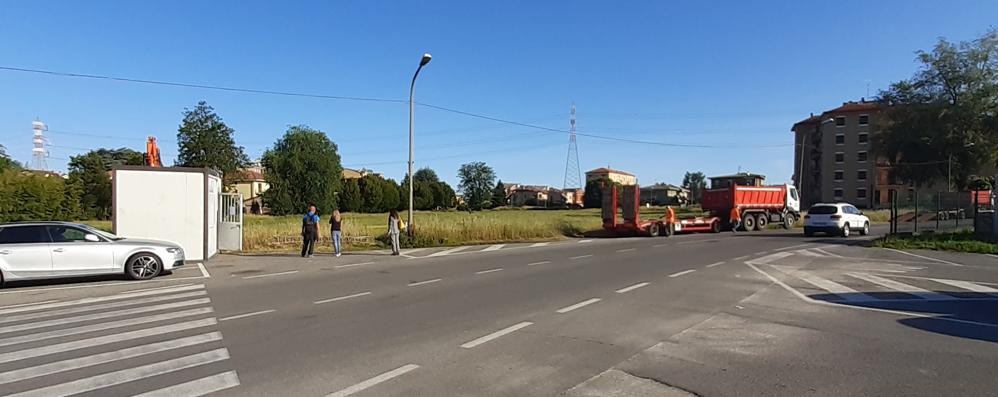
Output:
[{"xmin": 2, "ymin": 225, "xmax": 997, "ymax": 396}]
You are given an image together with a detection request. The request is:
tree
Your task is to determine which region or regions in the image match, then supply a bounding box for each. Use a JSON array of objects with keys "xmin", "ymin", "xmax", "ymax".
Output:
[
  {"xmin": 432, "ymin": 181, "xmax": 456, "ymax": 209},
  {"xmin": 339, "ymin": 178, "xmax": 362, "ymax": 212},
  {"xmin": 261, "ymin": 125, "xmax": 343, "ymax": 215},
  {"xmin": 457, "ymin": 162, "xmax": 496, "ymax": 211},
  {"xmin": 358, "ymin": 174, "xmax": 384, "ymax": 213},
  {"xmin": 876, "ymin": 29, "xmax": 998, "ymax": 188},
  {"xmin": 413, "ymin": 168, "xmax": 439, "ymax": 183},
  {"xmin": 401, "ymin": 167, "xmax": 456, "ymax": 210},
  {"xmin": 92, "ymin": 148, "xmax": 144, "ymax": 168},
  {"xmin": 583, "ymin": 178, "xmax": 604, "ymax": 208},
  {"xmin": 176, "ymin": 101, "xmax": 250, "ymax": 182},
  {"xmin": 682, "ymin": 171, "xmax": 707, "ymax": 203},
  {"xmin": 67, "ymin": 152, "xmax": 113, "ymax": 219},
  {"xmin": 0, "ymin": 144, "xmax": 21, "ymax": 171},
  {"xmin": 381, "ymin": 178, "xmax": 401, "ymax": 211},
  {"xmin": 490, "ymin": 180, "xmax": 507, "ymax": 208}
]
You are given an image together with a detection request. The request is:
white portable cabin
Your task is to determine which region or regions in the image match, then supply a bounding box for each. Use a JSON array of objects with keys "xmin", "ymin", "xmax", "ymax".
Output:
[{"xmin": 112, "ymin": 166, "xmax": 221, "ymax": 261}]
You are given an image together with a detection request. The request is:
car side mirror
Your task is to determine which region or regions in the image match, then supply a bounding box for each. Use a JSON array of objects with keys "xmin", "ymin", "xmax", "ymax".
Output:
[{"xmin": 84, "ymin": 234, "xmax": 100, "ymax": 242}]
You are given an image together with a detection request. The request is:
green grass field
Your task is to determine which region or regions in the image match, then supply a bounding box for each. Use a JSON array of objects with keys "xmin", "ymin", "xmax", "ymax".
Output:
[{"xmin": 873, "ymin": 231, "xmax": 998, "ymax": 254}]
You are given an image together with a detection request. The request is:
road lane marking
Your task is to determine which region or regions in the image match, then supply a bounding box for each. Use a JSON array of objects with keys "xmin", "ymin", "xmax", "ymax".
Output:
[
  {"xmin": 326, "ymin": 364, "xmax": 420, "ymax": 397},
  {"xmin": 476, "ymin": 268, "xmax": 503, "ymax": 274},
  {"xmin": 7, "ymin": 349, "xmax": 231, "ymax": 397},
  {"xmin": 314, "ymin": 291, "xmax": 372, "ymax": 305},
  {"xmin": 775, "ymin": 243, "xmax": 813, "ymax": 251},
  {"xmin": 527, "ymin": 261, "xmax": 550, "ymax": 266},
  {"xmin": 615, "ymin": 282, "xmax": 650, "ymax": 294},
  {"xmin": 883, "ymin": 248, "xmax": 962, "ymax": 266},
  {"xmin": 460, "ymin": 322, "xmax": 533, "ymax": 348},
  {"xmin": 482, "ymin": 244, "xmax": 505, "ymax": 252},
  {"xmin": 845, "ymin": 273, "xmax": 953, "ymax": 300},
  {"xmin": 0, "ymin": 307, "xmax": 213, "ymax": 347},
  {"xmin": 197, "ymin": 263, "xmax": 211, "ymax": 278},
  {"xmin": 745, "ymin": 251, "xmax": 794, "ymax": 265},
  {"xmin": 0, "ymin": 276, "xmax": 206, "ymax": 296},
  {"xmin": 733, "ymin": 255, "xmax": 750, "ymax": 261},
  {"xmin": 408, "ymin": 278, "xmax": 442, "ymax": 287},
  {"xmin": 0, "ymin": 332, "xmax": 223, "ymax": 385},
  {"xmin": 796, "ymin": 272, "xmax": 875, "ymax": 302},
  {"xmin": 753, "ymin": 251, "xmax": 769, "ymax": 255},
  {"xmin": 556, "ymin": 298, "xmax": 602, "ymax": 313},
  {"xmin": 0, "ymin": 318, "xmax": 217, "ymax": 364},
  {"xmin": 677, "ymin": 240, "xmax": 705, "ymax": 245},
  {"xmin": 0, "ymin": 284, "xmax": 204, "ymax": 316},
  {"xmin": 570, "ymin": 254, "xmax": 593, "ymax": 260},
  {"xmin": 616, "ymin": 248, "xmax": 637, "ymax": 253},
  {"xmin": 988, "ymin": 254, "xmax": 998, "ymax": 259},
  {"xmin": 706, "ymin": 261, "xmax": 725, "ymax": 268},
  {"xmin": 578, "ymin": 239, "xmax": 593, "ymax": 243},
  {"xmin": 400, "ymin": 248, "xmax": 428, "ymax": 258},
  {"xmin": 530, "ymin": 242, "xmax": 550, "ymax": 247},
  {"xmin": 929, "ymin": 278, "xmax": 998, "ymax": 294},
  {"xmin": 428, "ymin": 246, "xmax": 469, "ymax": 257},
  {"xmin": 119, "ymin": 283, "xmax": 197, "ymax": 295},
  {"xmin": 0, "ymin": 291, "xmax": 207, "ymax": 326},
  {"xmin": 669, "ymin": 269, "xmax": 696, "ymax": 278},
  {"xmin": 218, "ymin": 309, "xmax": 275, "ymax": 322},
  {"xmin": 133, "ymin": 371, "xmax": 240, "ymax": 397},
  {"xmin": 0, "ymin": 300, "xmax": 59, "ymax": 310},
  {"xmin": 335, "ymin": 261, "xmax": 375, "ymax": 269},
  {"xmin": 241, "ymin": 270, "xmax": 299, "ymax": 279},
  {"xmin": 812, "ymin": 248, "xmax": 842, "ymax": 258}
]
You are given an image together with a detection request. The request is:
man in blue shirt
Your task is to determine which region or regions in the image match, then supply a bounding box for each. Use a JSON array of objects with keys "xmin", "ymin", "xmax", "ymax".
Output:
[{"xmin": 301, "ymin": 204, "xmax": 320, "ymax": 258}]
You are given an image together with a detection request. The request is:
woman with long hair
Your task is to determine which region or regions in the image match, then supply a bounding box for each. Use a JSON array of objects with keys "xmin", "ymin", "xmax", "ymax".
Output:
[
  {"xmin": 331, "ymin": 209, "xmax": 343, "ymax": 257},
  {"xmin": 387, "ymin": 209, "xmax": 401, "ymax": 255}
]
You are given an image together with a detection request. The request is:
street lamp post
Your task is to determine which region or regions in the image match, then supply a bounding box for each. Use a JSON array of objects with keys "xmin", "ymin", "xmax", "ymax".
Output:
[{"xmin": 408, "ymin": 53, "xmax": 432, "ymax": 235}]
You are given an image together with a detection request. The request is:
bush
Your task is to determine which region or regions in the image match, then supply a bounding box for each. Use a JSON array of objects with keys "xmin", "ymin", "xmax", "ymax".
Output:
[{"xmin": 0, "ymin": 170, "xmax": 80, "ymax": 222}]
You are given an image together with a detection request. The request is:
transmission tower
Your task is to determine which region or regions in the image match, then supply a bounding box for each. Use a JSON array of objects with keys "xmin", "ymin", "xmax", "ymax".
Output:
[
  {"xmin": 31, "ymin": 119, "xmax": 48, "ymax": 171},
  {"xmin": 562, "ymin": 103, "xmax": 582, "ymax": 191}
]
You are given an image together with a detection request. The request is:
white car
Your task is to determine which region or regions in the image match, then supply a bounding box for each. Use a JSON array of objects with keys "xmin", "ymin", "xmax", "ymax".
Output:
[
  {"xmin": 0, "ymin": 221, "xmax": 184, "ymax": 285},
  {"xmin": 803, "ymin": 203, "xmax": 870, "ymax": 237}
]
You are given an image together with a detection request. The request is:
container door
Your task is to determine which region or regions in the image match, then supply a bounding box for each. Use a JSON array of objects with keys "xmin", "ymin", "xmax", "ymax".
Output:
[{"xmin": 218, "ymin": 193, "xmax": 243, "ymax": 251}]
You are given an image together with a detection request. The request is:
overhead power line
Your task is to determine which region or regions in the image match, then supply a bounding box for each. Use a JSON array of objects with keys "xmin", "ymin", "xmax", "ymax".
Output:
[{"xmin": 1, "ymin": 65, "xmax": 791, "ymax": 149}]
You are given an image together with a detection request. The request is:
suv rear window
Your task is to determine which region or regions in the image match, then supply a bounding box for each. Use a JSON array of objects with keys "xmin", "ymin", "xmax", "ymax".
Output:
[{"xmin": 808, "ymin": 205, "xmax": 839, "ymax": 215}]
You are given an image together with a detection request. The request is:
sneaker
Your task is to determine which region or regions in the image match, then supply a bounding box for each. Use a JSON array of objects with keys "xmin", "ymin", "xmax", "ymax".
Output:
[{"xmin": 335, "ymin": 253, "xmax": 341, "ymax": 257}]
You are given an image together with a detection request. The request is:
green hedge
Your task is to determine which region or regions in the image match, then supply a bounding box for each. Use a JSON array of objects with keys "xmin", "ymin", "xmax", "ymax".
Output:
[{"xmin": 0, "ymin": 170, "xmax": 82, "ymax": 222}]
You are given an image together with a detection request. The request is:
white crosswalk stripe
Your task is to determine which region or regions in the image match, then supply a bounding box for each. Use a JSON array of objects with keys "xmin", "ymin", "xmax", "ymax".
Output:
[
  {"xmin": 0, "ymin": 284, "xmax": 239, "ymax": 396},
  {"xmin": 845, "ymin": 273, "xmax": 955, "ymax": 301},
  {"xmin": 795, "ymin": 271, "xmax": 875, "ymax": 302}
]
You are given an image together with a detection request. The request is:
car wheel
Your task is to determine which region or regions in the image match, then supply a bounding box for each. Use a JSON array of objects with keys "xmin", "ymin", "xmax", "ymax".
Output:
[
  {"xmin": 841, "ymin": 223, "xmax": 851, "ymax": 237},
  {"xmin": 126, "ymin": 253, "xmax": 162, "ymax": 280},
  {"xmin": 648, "ymin": 223, "xmax": 660, "ymax": 237},
  {"xmin": 756, "ymin": 214, "xmax": 769, "ymax": 230},
  {"xmin": 742, "ymin": 215, "xmax": 756, "ymax": 232},
  {"xmin": 861, "ymin": 222, "xmax": 870, "ymax": 236}
]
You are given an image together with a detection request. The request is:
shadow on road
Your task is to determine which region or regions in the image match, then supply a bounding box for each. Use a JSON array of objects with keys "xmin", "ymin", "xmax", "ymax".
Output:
[{"xmin": 810, "ymin": 292, "xmax": 998, "ymax": 343}]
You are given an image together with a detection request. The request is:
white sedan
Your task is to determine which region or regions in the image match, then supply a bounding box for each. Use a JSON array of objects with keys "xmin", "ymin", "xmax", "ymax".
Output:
[
  {"xmin": 0, "ymin": 221, "xmax": 184, "ymax": 285},
  {"xmin": 803, "ymin": 203, "xmax": 870, "ymax": 237}
]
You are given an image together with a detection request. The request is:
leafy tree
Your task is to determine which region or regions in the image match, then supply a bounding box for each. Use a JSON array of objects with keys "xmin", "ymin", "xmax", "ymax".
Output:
[
  {"xmin": 0, "ymin": 170, "xmax": 80, "ymax": 221},
  {"xmin": 261, "ymin": 125, "xmax": 343, "ymax": 215},
  {"xmin": 93, "ymin": 148, "xmax": 144, "ymax": 168},
  {"xmin": 583, "ymin": 178, "xmax": 604, "ymax": 208},
  {"xmin": 67, "ymin": 152, "xmax": 113, "ymax": 219},
  {"xmin": 401, "ymin": 167, "xmax": 456, "ymax": 210},
  {"xmin": 413, "ymin": 168, "xmax": 439, "ymax": 183},
  {"xmin": 0, "ymin": 144, "xmax": 21, "ymax": 171},
  {"xmin": 682, "ymin": 171, "xmax": 707, "ymax": 203},
  {"xmin": 176, "ymin": 101, "xmax": 250, "ymax": 182},
  {"xmin": 381, "ymin": 178, "xmax": 401, "ymax": 211},
  {"xmin": 358, "ymin": 174, "xmax": 384, "ymax": 213},
  {"xmin": 457, "ymin": 162, "xmax": 496, "ymax": 211},
  {"xmin": 431, "ymin": 181, "xmax": 456, "ymax": 209},
  {"xmin": 339, "ymin": 178, "xmax": 362, "ymax": 212},
  {"xmin": 876, "ymin": 29, "xmax": 998, "ymax": 188},
  {"xmin": 490, "ymin": 180, "xmax": 507, "ymax": 208}
]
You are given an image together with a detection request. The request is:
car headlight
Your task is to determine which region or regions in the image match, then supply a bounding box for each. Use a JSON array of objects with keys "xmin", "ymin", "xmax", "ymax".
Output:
[{"xmin": 166, "ymin": 247, "xmax": 183, "ymax": 254}]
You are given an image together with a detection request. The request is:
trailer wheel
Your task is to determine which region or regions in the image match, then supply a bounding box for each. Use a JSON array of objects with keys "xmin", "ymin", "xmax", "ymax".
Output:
[
  {"xmin": 710, "ymin": 221, "xmax": 721, "ymax": 233},
  {"xmin": 742, "ymin": 214, "xmax": 756, "ymax": 231},
  {"xmin": 755, "ymin": 214, "xmax": 769, "ymax": 230},
  {"xmin": 648, "ymin": 223, "xmax": 660, "ymax": 237}
]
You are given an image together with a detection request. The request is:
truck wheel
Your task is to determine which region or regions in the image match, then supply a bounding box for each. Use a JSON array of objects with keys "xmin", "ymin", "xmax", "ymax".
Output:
[
  {"xmin": 782, "ymin": 214, "xmax": 795, "ymax": 229},
  {"xmin": 648, "ymin": 223, "xmax": 660, "ymax": 237},
  {"xmin": 742, "ymin": 215, "xmax": 756, "ymax": 231},
  {"xmin": 755, "ymin": 214, "xmax": 769, "ymax": 230},
  {"xmin": 710, "ymin": 221, "xmax": 721, "ymax": 233}
]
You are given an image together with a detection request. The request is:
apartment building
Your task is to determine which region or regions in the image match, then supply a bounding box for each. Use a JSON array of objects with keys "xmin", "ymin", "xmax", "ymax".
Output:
[
  {"xmin": 585, "ymin": 167, "xmax": 637, "ymax": 186},
  {"xmin": 792, "ymin": 99, "xmax": 897, "ymax": 209}
]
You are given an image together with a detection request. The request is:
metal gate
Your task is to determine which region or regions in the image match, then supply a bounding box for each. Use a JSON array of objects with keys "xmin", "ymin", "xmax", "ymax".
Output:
[{"xmin": 218, "ymin": 193, "xmax": 243, "ymax": 251}]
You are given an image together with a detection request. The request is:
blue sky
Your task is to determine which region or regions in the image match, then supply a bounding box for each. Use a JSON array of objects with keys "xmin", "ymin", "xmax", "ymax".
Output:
[{"xmin": 2, "ymin": 1, "xmax": 996, "ymax": 189}]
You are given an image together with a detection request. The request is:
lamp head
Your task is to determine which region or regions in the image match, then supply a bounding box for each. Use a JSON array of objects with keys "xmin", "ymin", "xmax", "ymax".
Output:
[{"xmin": 420, "ymin": 53, "xmax": 432, "ymax": 66}]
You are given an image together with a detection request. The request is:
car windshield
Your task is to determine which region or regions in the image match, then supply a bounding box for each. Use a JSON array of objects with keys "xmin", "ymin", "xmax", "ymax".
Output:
[{"xmin": 808, "ymin": 205, "xmax": 839, "ymax": 215}]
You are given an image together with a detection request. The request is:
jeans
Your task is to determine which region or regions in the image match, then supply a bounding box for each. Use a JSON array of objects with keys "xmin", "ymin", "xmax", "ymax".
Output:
[
  {"xmin": 389, "ymin": 232, "xmax": 400, "ymax": 254},
  {"xmin": 332, "ymin": 231, "xmax": 342, "ymax": 255}
]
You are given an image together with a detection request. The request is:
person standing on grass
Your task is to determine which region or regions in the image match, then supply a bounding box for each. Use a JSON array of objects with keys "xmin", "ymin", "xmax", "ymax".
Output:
[
  {"xmin": 301, "ymin": 204, "xmax": 320, "ymax": 258},
  {"xmin": 729, "ymin": 207, "xmax": 741, "ymax": 233},
  {"xmin": 331, "ymin": 209, "xmax": 343, "ymax": 257},
  {"xmin": 387, "ymin": 209, "xmax": 401, "ymax": 256}
]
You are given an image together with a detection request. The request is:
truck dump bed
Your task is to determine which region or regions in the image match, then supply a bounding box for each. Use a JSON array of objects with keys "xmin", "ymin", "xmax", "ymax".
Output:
[{"xmin": 701, "ymin": 185, "xmax": 787, "ymax": 212}]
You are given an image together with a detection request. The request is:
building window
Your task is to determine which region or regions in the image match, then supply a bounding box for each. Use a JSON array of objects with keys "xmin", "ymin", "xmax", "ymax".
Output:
[
  {"xmin": 833, "ymin": 188, "xmax": 844, "ymax": 199},
  {"xmin": 835, "ymin": 116, "xmax": 846, "ymax": 126},
  {"xmin": 835, "ymin": 152, "xmax": 844, "ymax": 163},
  {"xmin": 859, "ymin": 115, "xmax": 869, "ymax": 125},
  {"xmin": 834, "ymin": 170, "xmax": 844, "ymax": 181},
  {"xmin": 835, "ymin": 134, "xmax": 845, "ymax": 145},
  {"xmin": 857, "ymin": 170, "xmax": 867, "ymax": 180},
  {"xmin": 857, "ymin": 188, "xmax": 868, "ymax": 199},
  {"xmin": 858, "ymin": 133, "xmax": 869, "ymax": 143},
  {"xmin": 857, "ymin": 151, "xmax": 868, "ymax": 162}
]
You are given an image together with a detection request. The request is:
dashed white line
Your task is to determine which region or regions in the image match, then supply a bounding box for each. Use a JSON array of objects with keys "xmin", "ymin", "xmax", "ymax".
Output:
[
  {"xmin": 883, "ymin": 248, "xmax": 962, "ymax": 266},
  {"xmin": 733, "ymin": 255, "xmax": 750, "ymax": 261},
  {"xmin": 475, "ymin": 268, "xmax": 503, "ymax": 274},
  {"xmin": 428, "ymin": 246, "xmax": 469, "ymax": 257},
  {"xmin": 314, "ymin": 291, "xmax": 372, "ymax": 305},
  {"xmin": 460, "ymin": 322, "xmax": 533, "ymax": 348},
  {"xmin": 197, "ymin": 263, "xmax": 211, "ymax": 278},
  {"xmin": 556, "ymin": 298, "xmax": 602, "ymax": 313},
  {"xmin": 653, "ymin": 243, "xmax": 670, "ymax": 247},
  {"xmin": 326, "ymin": 364, "xmax": 420, "ymax": 397},
  {"xmin": 705, "ymin": 261, "xmax": 725, "ymax": 268},
  {"xmin": 615, "ymin": 248, "xmax": 637, "ymax": 253},
  {"xmin": 677, "ymin": 240, "xmax": 705, "ymax": 245},
  {"xmin": 335, "ymin": 261, "xmax": 375, "ymax": 269},
  {"xmin": 615, "ymin": 282, "xmax": 650, "ymax": 294},
  {"xmin": 241, "ymin": 270, "xmax": 298, "ymax": 279},
  {"xmin": 578, "ymin": 239, "xmax": 593, "ymax": 243},
  {"xmin": 570, "ymin": 254, "xmax": 593, "ymax": 260},
  {"xmin": 527, "ymin": 261, "xmax": 550, "ymax": 266},
  {"xmin": 408, "ymin": 278, "xmax": 442, "ymax": 287},
  {"xmin": 530, "ymin": 242, "xmax": 550, "ymax": 247},
  {"xmin": 669, "ymin": 269, "xmax": 696, "ymax": 278},
  {"xmin": 218, "ymin": 309, "xmax": 275, "ymax": 322},
  {"xmin": 482, "ymin": 244, "xmax": 505, "ymax": 252},
  {"xmin": 0, "ymin": 300, "xmax": 60, "ymax": 310},
  {"xmin": 753, "ymin": 251, "xmax": 769, "ymax": 255}
]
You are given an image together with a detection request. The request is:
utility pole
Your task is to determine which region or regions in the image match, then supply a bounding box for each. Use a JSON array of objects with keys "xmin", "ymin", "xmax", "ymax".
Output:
[
  {"xmin": 31, "ymin": 119, "xmax": 48, "ymax": 171},
  {"xmin": 407, "ymin": 53, "xmax": 432, "ymax": 235},
  {"xmin": 563, "ymin": 103, "xmax": 582, "ymax": 192}
]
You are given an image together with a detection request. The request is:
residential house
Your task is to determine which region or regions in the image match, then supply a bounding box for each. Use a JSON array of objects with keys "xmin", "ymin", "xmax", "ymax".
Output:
[
  {"xmin": 639, "ymin": 183, "xmax": 689, "ymax": 206},
  {"xmin": 231, "ymin": 167, "xmax": 269, "ymax": 214},
  {"xmin": 561, "ymin": 187, "xmax": 584, "ymax": 206},
  {"xmin": 585, "ymin": 167, "xmax": 637, "ymax": 186},
  {"xmin": 342, "ymin": 168, "xmax": 382, "ymax": 180}
]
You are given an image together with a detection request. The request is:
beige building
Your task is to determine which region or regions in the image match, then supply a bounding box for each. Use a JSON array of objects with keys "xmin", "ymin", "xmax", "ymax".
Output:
[
  {"xmin": 792, "ymin": 99, "xmax": 899, "ymax": 209},
  {"xmin": 342, "ymin": 168, "xmax": 382, "ymax": 180},
  {"xmin": 639, "ymin": 183, "xmax": 689, "ymax": 206},
  {"xmin": 585, "ymin": 167, "xmax": 637, "ymax": 186},
  {"xmin": 231, "ymin": 167, "xmax": 269, "ymax": 214}
]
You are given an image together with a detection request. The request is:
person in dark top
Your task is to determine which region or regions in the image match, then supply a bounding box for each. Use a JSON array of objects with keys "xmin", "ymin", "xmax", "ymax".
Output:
[
  {"xmin": 331, "ymin": 209, "xmax": 343, "ymax": 257},
  {"xmin": 301, "ymin": 204, "xmax": 320, "ymax": 258}
]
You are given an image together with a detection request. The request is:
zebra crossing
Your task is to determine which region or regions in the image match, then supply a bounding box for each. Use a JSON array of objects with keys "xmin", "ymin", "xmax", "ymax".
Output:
[{"xmin": 0, "ymin": 284, "xmax": 239, "ymax": 396}]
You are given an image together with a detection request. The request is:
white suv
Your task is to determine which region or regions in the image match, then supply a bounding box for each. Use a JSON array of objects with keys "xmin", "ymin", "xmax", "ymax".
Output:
[{"xmin": 803, "ymin": 203, "xmax": 870, "ymax": 237}]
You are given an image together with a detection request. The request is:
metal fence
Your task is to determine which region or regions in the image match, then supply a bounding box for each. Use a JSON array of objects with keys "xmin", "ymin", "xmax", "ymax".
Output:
[{"xmin": 887, "ymin": 189, "xmax": 995, "ymax": 235}]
